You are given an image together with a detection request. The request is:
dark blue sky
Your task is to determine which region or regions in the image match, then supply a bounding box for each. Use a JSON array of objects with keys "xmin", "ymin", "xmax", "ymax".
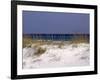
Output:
[{"xmin": 23, "ymin": 11, "xmax": 89, "ymax": 34}]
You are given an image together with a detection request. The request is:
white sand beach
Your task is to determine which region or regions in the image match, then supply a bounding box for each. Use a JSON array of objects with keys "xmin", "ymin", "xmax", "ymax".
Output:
[{"xmin": 23, "ymin": 42, "xmax": 89, "ymax": 69}]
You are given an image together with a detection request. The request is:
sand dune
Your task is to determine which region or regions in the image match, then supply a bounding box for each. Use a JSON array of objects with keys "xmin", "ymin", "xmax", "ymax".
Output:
[{"xmin": 23, "ymin": 42, "xmax": 89, "ymax": 69}]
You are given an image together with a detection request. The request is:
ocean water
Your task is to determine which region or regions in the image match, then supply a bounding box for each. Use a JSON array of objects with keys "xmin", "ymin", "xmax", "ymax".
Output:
[{"xmin": 24, "ymin": 34, "xmax": 89, "ymax": 41}]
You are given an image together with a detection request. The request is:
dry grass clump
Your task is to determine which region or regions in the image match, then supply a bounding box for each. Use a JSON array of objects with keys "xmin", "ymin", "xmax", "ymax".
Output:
[
  {"xmin": 70, "ymin": 36, "xmax": 89, "ymax": 44},
  {"xmin": 23, "ymin": 38, "xmax": 54, "ymax": 48},
  {"xmin": 34, "ymin": 47, "xmax": 46, "ymax": 56},
  {"xmin": 23, "ymin": 37, "xmax": 46, "ymax": 48},
  {"xmin": 58, "ymin": 42, "xmax": 64, "ymax": 48},
  {"xmin": 23, "ymin": 37, "xmax": 33, "ymax": 48}
]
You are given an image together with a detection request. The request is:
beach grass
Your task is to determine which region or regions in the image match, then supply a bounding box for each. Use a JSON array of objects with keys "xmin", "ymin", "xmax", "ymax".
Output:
[
  {"xmin": 69, "ymin": 36, "xmax": 89, "ymax": 44},
  {"xmin": 34, "ymin": 47, "xmax": 46, "ymax": 56},
  {"xmin": 23, "ymin": 35, "xmax": 89, "ymax": 48}
]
